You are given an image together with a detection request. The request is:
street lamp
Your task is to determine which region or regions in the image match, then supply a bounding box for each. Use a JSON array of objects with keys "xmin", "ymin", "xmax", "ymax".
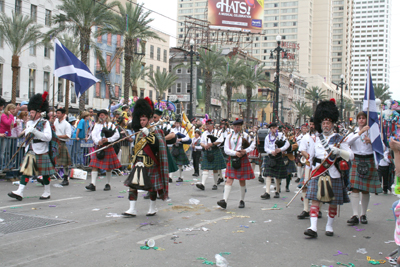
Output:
[
  {"xmin": 269, "ymin": 35, "xmax": 288, "ymax": 123},
  {"xmin": 183, "ymin": 39, "xmax": 199, "ymax": 121},
  {"xmin": 339, "ymin": 74, "xmax": 345, "ymax": 122}
]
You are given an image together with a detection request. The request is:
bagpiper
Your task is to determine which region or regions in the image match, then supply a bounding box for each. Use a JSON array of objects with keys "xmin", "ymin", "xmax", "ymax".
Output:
[
  {"xmin": 171, "ymin": 116, "xmax": 190, "ymax": 182},
  {"xmin": 54, "ymin": 107, "xmax": 72, "ymax": 186}
]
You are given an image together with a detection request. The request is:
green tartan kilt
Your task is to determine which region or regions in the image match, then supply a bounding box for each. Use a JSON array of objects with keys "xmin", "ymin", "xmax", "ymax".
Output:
[
  {"xmin": 201, "ymin": 148, "xmax": 227, "ymax": 170},
  {"xmin": 350, "ymin": 155, "xmax": 382, "ymax": 193},
  {"xmin": 36, "ymin": 153, "xmax": 55, "ymax": 176},
  {"xmin": 167, "ymin": 147, "xmax": 179, "ymax": 173},
  {"xmin": 263, "ymin": 155, "xmax": 287, "ymax": 179},
  {"xmin": 56, "ymin": 142, "xmax": 72, "ymax": 167},
  {"xmin": 171, "ymin": 144, "xmax": 190, "ymax": 166}
]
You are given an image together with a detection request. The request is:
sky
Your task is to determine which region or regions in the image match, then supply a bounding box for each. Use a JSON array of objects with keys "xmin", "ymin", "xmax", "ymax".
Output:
[{"xmin": 138, "ymin": 0, "xmax": 399, "ymax": 100}]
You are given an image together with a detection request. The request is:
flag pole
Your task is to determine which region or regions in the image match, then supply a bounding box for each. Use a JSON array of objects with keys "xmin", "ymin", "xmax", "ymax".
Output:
[
  {"xmin": 53, "ymin": 76, "xmax": 55, "ymax": 111},
  {"xmin": 367, "ymin": 56, "xmax": 371, "ymax": 127}
]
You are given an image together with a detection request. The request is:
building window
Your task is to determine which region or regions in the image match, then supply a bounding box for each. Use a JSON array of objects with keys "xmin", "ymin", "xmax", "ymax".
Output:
[
  {"xmin": 71, "ymin": 84, "xmax": 76, "ymax": 103},
  {"xmin": 116, "ymin": 57, "xmax": 120, "ymax": 74},
  {"xmin": 157, "ymin": 66, "xmax": 160, "ymax": 72},
  {"xmin": 105, "ymin": 83, "xmax": 109, "ymax": 98},
  {"xmin": 44, "ymin": 45, "xmax": 50, "ymax": 58},
  {"xmin": 97, "ymin": 27, "xmax": 102, "ymax": 42},
  {"xmin": 157, "ymin": 47, "xmax": 161, "ymax": 61},
  {"xmin": 45, "ymin": 9, "xmax": 51, "ymax": 26},
  {"xmin": 150, "ymin": 45, "xmax": 154, "ymax": 59},
  {"xmin": 168, "ymin": 87, "xmax": 171, "ymax": 93},
  {"xmin": 96, "ymin": 58, "xmax": 100, "ymax": 70},
  {"xmin": 85, "ymin": 90, "xmax": 89, "ymax": 105},
  {"xmin": 116, "ymin": 35, "xmax": 121, "ymax": 47},
  {"xmin": 176, "ymin": 103, "xmax": 181, "ymax": 114},
  {"xmin": 176, "ymin": 83, "xmax": 181, "ymax": 93},
  {"xmin": 186, "ymin": 83, "xmax": 190, "ymax": 93},
  {"xmin": 29, "ymin": 41, "xmax": 36, "ymax": 56},
  {"xmin": 57, "ymin": 78, "xmax": 63, "ymax": 103},
  {"xmin": 149, "ymin": 90, "xmax": 153, "ymax": 99},
  {"xmin": 43, "ymin": 71, "xmax": 49, "ymax": 93},
  {"xmin": 176, "ymin": 68, "xmax": 182, "ymax": 74},
  {"xmin": 28, "ymin": 69, "xmax": 35, "ymax": 98},
  {"xmin": 95, "ymin": 83, "xmax": 100, "ymax": 98},
  {"xmin": 140, "ymin": 88, "xmax": 145, "ymax": 98},
  {"xmin": 163, "ymin": 68, "xmax": 166, "ymax": 73},
  {"xmin": 106, "ymin": 54, "xmax": 111, "ymax": 71},
  {"xmin": 107, "ymin": 33, "xmax": 112, "ymax": 45},
  {"xmin": 115, "ymin": 85, "xmax": 120, "ymax": 98},
  {"xmin": 163, "ymin": 49, "xmax": 167, "ymax": 62},
  {"xmin": 15, "ymin": 0, "xmax": 21, "ymax": 15},
  {"xmin": 150, "ymin": 64, "xmax": 153, "ymax": 76},
  {"xmin": 0, "ymin": 0, "xmax": 4, "ymax": 13},
  {"xmin": 0, "ymin": 64, "xmax": 2, "ymax": 96},
  {"xmin": 30, "ymin": 5, "xmax": 37, "ymax": 22}
]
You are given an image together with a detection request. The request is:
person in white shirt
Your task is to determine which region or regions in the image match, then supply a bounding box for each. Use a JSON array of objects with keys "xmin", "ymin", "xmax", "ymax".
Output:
[
  {"xmin": 171, "ymin": 117, "xmax": 190, "ymax": 182},
  {"xmin": 345, "ymin": 111, "xmax": 381, "ymax": 226},
  {"xmin": 260, "ymin": 122, "xmax": 290, "ymax": 200},
  {"xmin": 295, "ymin": 123, "xmax": 309, "ymax": 182},
  {"xmin": 85, "ymin": 110, "xmax": 121, "ymax": 192},
  {"xmin": 216, "ymin": 119, "xmax": 233, "ymax": 184},
  {"xmin": 8, "ymin": 92, "xmax": 55, "ymax": 201},
  {"xmin": 217, "ymin": 118, "xmax": 255, "ymax": 209},
  {"xmin": 191, "ymin": 130, "xmax": 202, "ymax": 177},
  {"xmin": 378, "ymin": 144, "xmax": 392, "ymax": 194},
  {"xmin": 197, "ymin": 119, "xmax": 226, "ymax": 190},
  {"xmin": 54, "ymin": 108, "xmax": 72, "ymax": 186}
]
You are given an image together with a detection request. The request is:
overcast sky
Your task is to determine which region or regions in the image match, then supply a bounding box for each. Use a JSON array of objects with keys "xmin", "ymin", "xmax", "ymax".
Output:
[{"xmin": 138, "ymin": 0, "xmax": 399, "ymax": 100}]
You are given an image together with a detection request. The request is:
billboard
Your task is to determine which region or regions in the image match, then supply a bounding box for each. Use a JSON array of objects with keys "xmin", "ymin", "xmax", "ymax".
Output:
[{"xmin": 208, "ymin": 0, "xmax": 264, "ymax": 33}]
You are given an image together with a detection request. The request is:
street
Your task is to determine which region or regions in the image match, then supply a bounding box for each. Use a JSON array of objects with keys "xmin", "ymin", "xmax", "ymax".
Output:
[{"xmin": 0, "ymin": 170, "xmax": 398, "ymax": 267}]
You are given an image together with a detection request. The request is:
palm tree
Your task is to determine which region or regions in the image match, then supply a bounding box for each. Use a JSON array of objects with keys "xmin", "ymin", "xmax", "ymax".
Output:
[
  {"xmin": 0, "ymin": 12, "xmax": 43, "ymax": 103},
  {"xmin": 129, "ymin": 60, "xmax": 148, "ymax": 94},
  {"xmin": 197, "ymin": 45, "xmax": 225, "ymax": 114},
  {"xmin": 373, "ymin": 84, "xmax": 392, "ymax": 102},
  {"xmin": 50, "ymin": 0, "xmax": 118, "ymax": 110},
  {"xmin": 146, "ymin": 69, "xmax": 178, "ymax": 107},
  {"xmin": 241, "ymin": 63, "xmax": 268, "ymax": 123},
  {"xmin": 292, "ymin": 100, "xmax": 313, "ymax": 126},
  {"xmin": 215, "ymin": 55, "xmax": 245, "ymax": 120},
  {"xmin": 337, "ymin": 98, "xmax": 355, "ymax": 121},
  {"xmin": 97, "ymin": 3, "xmax": 164, "ymax": 104},
  {"xmin": 305, "ymin": 86, "xmax": 328, "ymax": 112},
  {"xmin": 233, "ymin": 93, "xmax": 269, "ymax": 125}
]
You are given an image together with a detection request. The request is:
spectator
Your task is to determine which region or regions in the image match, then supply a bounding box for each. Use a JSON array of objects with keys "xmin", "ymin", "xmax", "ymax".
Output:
[
  {"xmin": 67, "ymin": 115, "xmax": 77, "ymax": 165},
  {"xmin": 74, "ymin": 111, "xmax": 90, "ymax": 167},
  {"xmin": 0, "ymin": 104, "xmax": 17, "ymax": 169},
  {"xmin": 12, "ymin": 111, "xmax": 28, "ymax": 138}
]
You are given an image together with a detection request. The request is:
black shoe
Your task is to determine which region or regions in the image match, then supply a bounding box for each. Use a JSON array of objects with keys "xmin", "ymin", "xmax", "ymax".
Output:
[
  {"xmin": 347, "ymin": 215, "xmax": 359, "ymax": 225},
  {"xmin": 169, "ymin": 178, "xmax": 173, "ymax": 183},
  {"xmin": 146, "ymin": 212, "xmax": 157, "ymax": 216},
  {"xmin": 258, "ymin": 176, "xmax": 265, "ymax": 183},
  {"xmin": 8, "ymin": 192, "xmax": 23, "ymax": 201},
  {"xmin": 238, "ymin": 200, "xmax": 245, "ymax": 208},
  {"xmin": 286, "ymin": 188, "xmax": 290, "ymax": 192},
  {"xmin": 60, "ymin": 178, "xmax": 69, "ymax": 186},
  {"xmin": 325, "ymin": 231, "xmax": 334, "ymax": 236},
  {"xmin": 260, "ymin": 192, "xmax": 270, "ymax": 199},
  {"xmin": 144, "ymin": 192, "xmax": 150, "ymax": 199},
  {"xmin": 274, "ymin": 192, "xmax": 280, "ymax": 198},
  {"xmin": 176, "ymin": 177, "xmax": 183, "ymax": 182},
  {"xmin": 295, "ymin": 178, "xmax": 300, "ymax": 183},
  {"xmin": 39, "ymin": 195, "xmax": 51, "ymax": 200},
  {"xmin": 85, "ymin": 183, "xmax": 96, "ymax": 191},
  {"xmin": 304, "ymin": 228, "xmax": 318, "ymax": 238},
  {"xmin": 383, "ymin": 190, "xmax": 388, "ymax": 194},
  {"xmin": 212, "ymin": 185, "xmax": 217, "ymax": 190},
  {"xmin": 318, "ymin": 211, "xmax": 322, "ymax": 219},
  {"xmin": 122, "ymin": 212, "xmax": 136, "ymax": 217},
  {"xmin": 297, "ymin": 211, "xmax": 310, "ymax": 219},
  {"xmin": 37, "ymin": 178, "xmax": 44, "ymax": 186},
  {"xmin": 192, "ymin": 173, "xmax": 199, "ymax": 177},
  {"xmin": 104, "ymin": 184, "xmax": 111, "ymax": 191},
  {"xmin": 217, "ymin": 178, "xmax": 224, "ymax": 185},
  {"xmin": 196, "ymin": 183, "xmax": 205, "ymax": 190},
  {"xmin": 217, "ymin": 199, "xmax": 227, "ymax": 209},
  {"xmin": 360, "ymin": 215, "xmax": 368, "ymax": 224}
]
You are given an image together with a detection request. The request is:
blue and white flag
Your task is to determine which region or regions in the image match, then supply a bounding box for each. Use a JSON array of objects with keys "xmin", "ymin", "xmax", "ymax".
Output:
[
  {"xmin": 363, "ymin": 58, "xmax": 384, "ymax": 166},
  {"xmin": 54, "ymin": 38, "xmax": 99, "ymax": 98}
]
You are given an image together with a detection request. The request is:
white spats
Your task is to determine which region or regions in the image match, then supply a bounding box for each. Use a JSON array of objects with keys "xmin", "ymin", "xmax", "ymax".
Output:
[
  {"xmin": 265, "ymin": 177, "xmax": 272, "ymax": 193},
  {"xmin": 361, "ymin": 193, "xmax": 370, "ymax": 216},
  {"xmin": 351, "ymin": 192, "xmax": 360, "ymax": 217},
  {"xmin": 125, "ymin": 200, "xmax": 137, "ymax": 215},
  {"xmin": 201, "ymin": 171, "xmax": 208, "ymax": 185},
  {"xmin": 326, "ymin": 216, "xmax": 334, "ymax": 232},
  {"xmin": 147, "ymin": 200, "xmax": 158, "ymax": 215},
  {"xmin": 223, "ymin": 185, "xmax": 232, "ymax": 202},
  {"xmin": 91, "ymin": 171, "xmax": 98, "ymax": 186},
  {"xmin": 12, "ymin": 184, "xmax": 25, "ymax": 197},
  {"xmin": 42, "ymin": 184, "xmax": 51, "ymax": 198},
  {"xmin": 309, "ymin": 217, "xmax": 318, "ymax": 232},
  {"xmin": 240, "ymin": 186, "xmax": 246, "ymax": 201},
  {"xmin": 106, "ymin": 171, "xmax": 112, "ymax": 184}
]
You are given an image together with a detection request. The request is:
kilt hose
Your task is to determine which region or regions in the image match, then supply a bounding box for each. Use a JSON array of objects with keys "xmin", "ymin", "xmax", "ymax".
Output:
[
  {"xmin": 172, "ymin": 144, "xmax": 190, "ymax": 166},
  {"xmin": 350, "ymin": 154, "xmax": 382, "ymax": 193},
  {"xmin": 306, "ymin": 176, "xmax": 350, "ymax": 206},
  {"xmin": 201, "ymin": 148, "xmax": 227, "ymax": 170},
  {"xmin": 36, "ymin": 153, "xmax": 56, "ymax": 176},
  {"xmin": 56, "ymin": 141, "xmax": 72, "ymax": 167},
  {"xmin": 226, "ymin": 155, "xmax": 255, "ymax": 180},
  {"xmin": 166, "ymin": 147, "xmax": 179, "ymax": 173},
  {"xmin": 263, "ymin": 155, "xmax": 287, "ymax": 179},
  {"xmin": 89, "ymin": 146, "xmax": 122, "ymax": 171}
]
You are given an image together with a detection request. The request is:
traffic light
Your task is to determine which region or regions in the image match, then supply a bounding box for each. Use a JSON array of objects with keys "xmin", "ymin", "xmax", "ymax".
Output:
[{"xmin": 349, "ymin": 117, "xmax": 353, "ymax": 125}]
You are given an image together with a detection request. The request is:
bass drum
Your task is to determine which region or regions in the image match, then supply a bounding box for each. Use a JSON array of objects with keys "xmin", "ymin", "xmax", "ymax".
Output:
[{"xmin": 257, "ymin": 129, "xmax": 270, "ymax": 154}]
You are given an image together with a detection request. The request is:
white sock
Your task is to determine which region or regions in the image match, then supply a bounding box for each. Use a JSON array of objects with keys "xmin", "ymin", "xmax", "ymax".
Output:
[
  {"xmin": 106, "ymin": 171, "xmax": 111, "ymax": 184},
  {"xmin": 240, "ymin": 186, "xmax": 246, "ymax": 201},
  {"xmin": 351, "ymin": 192, "xmax": 360, "ymax": 216},
  {"xmin": 201, "ymin": 171, "xmax": 208, "ymax": 185},
  {"xmin": 222, "ymin": 169, "xmax": 226, "ymax": 178},
  {"xmin": 91, "ymin": 171, "xmax": 98, "ymax": 186},
  {"xmin": 42, "ymin": 184, "xmax": 51, "ymax": 197},
  {"xmin": 361, "ymin": 193, "xmax": 370, "ymax": 216},
  {"xmin": 213, "ymin": 172, "xmax": 218, "ymax": 185},
  {"xmin": 309, "ymin": 217, "xmax": 318, "ymax": 232},
  {"xmin": 218, "ymin": 170, "xmax": 222, "ymax": 179},
  {"xmin": 169, "ymin": 173, "xmax": 172, "ymax": 178},
  {"xmin": 275, "ymin": 178, "xmax": 281, "ymax": 193},
  {"xmin": 326, "ymin": 216, "xmax": 334, "ymax": 232},
  {"xmin": 179, "ymin": 167, "xmax": 183, "ymax": 178},
  {"xmin": 223, "ymin": 185, "xmax": 232, "ymax": 201},
  {"xmin": 13, "ymin": 184, "xmax": 25, "ymax": 196},
  {"xmin": 251, "ymin": 163, "xmax": 255, "ymax": 170},
  {"xmin": 266, "ymin": 177, "xmax": 272, "ymax": 193},
  {"xmin": 302, "ymin": 192, "xmax": 309, "ymax": 212}
]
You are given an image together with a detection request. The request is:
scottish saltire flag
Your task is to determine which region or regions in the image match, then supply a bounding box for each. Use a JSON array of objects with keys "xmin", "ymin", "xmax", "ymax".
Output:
[
  {"xmin": 54, "ymin": 38, "xmax": 99, "ymax": 98},
  {"xmin": 363, "ymin": 58, "xmax": 384, "ymax": 166}
]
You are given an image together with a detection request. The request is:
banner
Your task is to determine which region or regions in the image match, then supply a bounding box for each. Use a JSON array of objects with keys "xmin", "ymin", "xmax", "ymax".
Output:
[{"xmin": 208, "ymin": 0, "xmax": 263, "ymax": 33}]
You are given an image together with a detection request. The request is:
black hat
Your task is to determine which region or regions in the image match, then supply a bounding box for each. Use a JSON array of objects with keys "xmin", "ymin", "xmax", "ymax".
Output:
[
  {"xmin": 56, "ymin": 107, "xmax": 66, "ymax": 114},
  {"xmin": 121, "ymin": 104, "xmax": 129, "ymax": 110},
  {"xmin": 232, "ymin": 118, "xmax": 243, "ymax": 126},
  {"xmin": 205, "ymin": 119, "xmax": 213, "ymax": 125},
  {"xmin": 132, "ymin": 97, "xmax": 154, "ymax": 132},
  {"xmin": 269, "ymin": 122, "xmax": 278, "ymax": 128},
  {"xmin": 220, "ymin": 119, "xmax": 228, "ymax": 123},
  {"xmin": 28, "ymin": 92, "xmax": 49, "ymax": 113},
  {"xmin": 310, "ymin": 117, "xmax": 314, "ymax": 123},
  {"xmin": 154, "ymin": 109, "xmax": 163, "ymax": 116},
  {"xmin": 175, "ymin": 116, "xmax": 182, "ymax": 123},
  {"xmin": 98, "ymin": 109, "xmax": 109, "ymax": 116},
  {"xmin": 314, "ymin": 99, "xmax": 339, "ymax": 133}
]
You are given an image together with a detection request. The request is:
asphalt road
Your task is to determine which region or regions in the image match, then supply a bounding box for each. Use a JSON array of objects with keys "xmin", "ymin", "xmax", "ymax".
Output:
[{"xmin": 0, "ymin": 170, "xmax": 398, "ymax": 267}]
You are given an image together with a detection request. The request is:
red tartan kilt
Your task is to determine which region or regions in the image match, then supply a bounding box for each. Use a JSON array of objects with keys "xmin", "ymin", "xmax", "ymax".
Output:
[
  {"xmin": 226, "ymin": 155, "xmax": 255, "ymax": 180},
  {"xmin": 248, "ymin": 148, "xmax": 259, "ymax": 159},
  {"xmin": 89, "ymin": 146, "xmax": 121, "ymax": 171}
]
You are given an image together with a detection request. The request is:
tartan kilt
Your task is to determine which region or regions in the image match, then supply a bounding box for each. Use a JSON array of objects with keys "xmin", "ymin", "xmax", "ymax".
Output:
[
  {"xmin": 286, "ymin": 157, "xmax": 297, "ymax": 174},
  {"xmin": 172, "ymin": 144, "xmax": 190, "ymax": 166},
  {"xmin": 349, "ymin": 155, "xmax": 382, "ymax": 193},
  {"xmin": 201, "ymin": 148, "xmax": 227, "ymax": 170},
  {"xmin": 263, "ymin": 156, "xmax": 287, "ymax": 179},
  {"xmin": 226, "ymin": 155, "xmax": 255, "ymax": 180},
  {"xmin": 167, "ymin": 148, "xmax": 179, "ymax": 173},
  {"xmin": 56, "ymin": 142, "xmax": 72, "ymax": 167},
  {"xmin": 306, "ymin": 176, "xmax": 350, "ymax": 206},
  {"xmin": 129, "ymin": 158, "xmax": 165, "ymax": 192},
  {"xmin": 89, "ymin": 146, "xmax": 122, "ymax": 171},
  {"xmin": 36, "ymin": 153, "xmax": 56, "ymax": 176},
  {"xmin": 220, "ymin": 147, "xmax": 229, "ymax": 162}
]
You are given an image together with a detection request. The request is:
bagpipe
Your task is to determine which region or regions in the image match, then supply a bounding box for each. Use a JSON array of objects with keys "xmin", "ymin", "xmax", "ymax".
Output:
[{"xmin": 176, "ymin": 132, "xmax": 192, "ymax": 145}]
